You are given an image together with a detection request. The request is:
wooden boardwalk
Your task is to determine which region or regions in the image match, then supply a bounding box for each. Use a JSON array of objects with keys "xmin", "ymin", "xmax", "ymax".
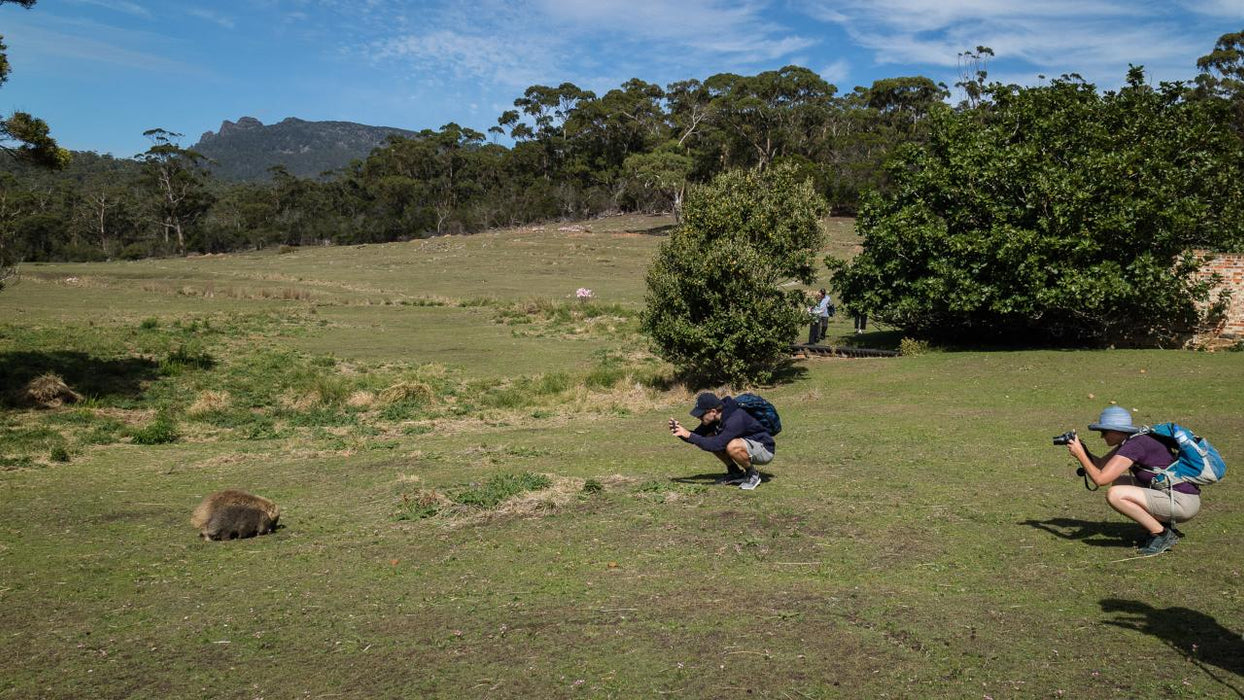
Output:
[{"xmin": 790, "ymin": 343, "xmax": 899, "ymax": 358}]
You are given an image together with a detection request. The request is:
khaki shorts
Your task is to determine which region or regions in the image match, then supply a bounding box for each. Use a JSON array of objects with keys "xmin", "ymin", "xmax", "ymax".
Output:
[
  {"xmin": 742, "ymin": 438, "xmax": 774, "ymax": 466},
  {"xmin": 1115, "ymin": 476, "xmax": 1201, "ymax": 522}
]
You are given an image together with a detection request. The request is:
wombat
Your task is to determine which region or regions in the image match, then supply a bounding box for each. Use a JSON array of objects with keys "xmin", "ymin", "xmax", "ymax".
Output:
[{"xmin": 191, "ymin": 490, "xmax": 280, "ymax": 541}]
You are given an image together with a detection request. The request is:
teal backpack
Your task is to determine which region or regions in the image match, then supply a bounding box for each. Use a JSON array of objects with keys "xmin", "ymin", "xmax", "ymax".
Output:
[{"xmin": 1133, "ymin": 423, "xmax": 1226, "ymax": 487}]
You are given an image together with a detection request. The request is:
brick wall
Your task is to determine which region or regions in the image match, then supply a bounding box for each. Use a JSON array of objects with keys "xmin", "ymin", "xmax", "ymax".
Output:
[{"xmin": 1193, "ymin": 250, "xmax": 1244, "ymax": 342}]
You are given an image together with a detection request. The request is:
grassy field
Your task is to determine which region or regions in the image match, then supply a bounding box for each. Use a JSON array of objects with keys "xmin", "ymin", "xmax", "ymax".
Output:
[{"xmin": 1, "ymin": 214, "xmax": 1241, "ymax": 699}]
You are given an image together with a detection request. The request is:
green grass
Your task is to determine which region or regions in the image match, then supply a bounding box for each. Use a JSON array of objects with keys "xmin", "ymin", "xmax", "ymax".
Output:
[{"xmin": 1, "ymin": 215, "xmax": 1242, "ymax": 698}]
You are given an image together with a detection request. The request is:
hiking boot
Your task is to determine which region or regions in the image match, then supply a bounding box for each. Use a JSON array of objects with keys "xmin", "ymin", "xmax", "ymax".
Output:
[
  {"xmin": 1140, "ymin": 528, "xmax": 1178, "ymax": 555},
  {"xmin": 739, "ymin": 470, "xmax": 762, "ymax": 490}
]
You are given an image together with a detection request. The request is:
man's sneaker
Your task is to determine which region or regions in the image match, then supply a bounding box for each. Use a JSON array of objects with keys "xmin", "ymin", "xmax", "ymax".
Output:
[
  {"xmin": 715, "ymin": 472, "xmax": 748, "ymax": 485},
  {"xmin": 1140, "ymin": 528, "xmax": 1178, "ymax": 555},
  {"xmin": 739, "ymin": 471, "xmax": 762, "ymax": 490}
]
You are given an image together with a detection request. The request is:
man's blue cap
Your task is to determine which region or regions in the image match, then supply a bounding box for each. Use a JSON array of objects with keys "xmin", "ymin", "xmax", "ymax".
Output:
[{"xmin": 690, "ymin": 392, "xmax": 722, "ymax": 418}]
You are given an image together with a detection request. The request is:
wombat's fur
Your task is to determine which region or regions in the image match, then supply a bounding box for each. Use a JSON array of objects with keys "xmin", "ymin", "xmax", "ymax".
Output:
[{"xmin": 191, "ymin": 490, "xmax": 280, "ymax": 541}]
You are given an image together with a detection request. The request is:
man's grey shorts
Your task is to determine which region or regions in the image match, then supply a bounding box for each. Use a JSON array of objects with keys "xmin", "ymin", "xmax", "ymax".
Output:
[{"xmin": 742, "ymin": 438, "xmax": 774, "ymax": 466}]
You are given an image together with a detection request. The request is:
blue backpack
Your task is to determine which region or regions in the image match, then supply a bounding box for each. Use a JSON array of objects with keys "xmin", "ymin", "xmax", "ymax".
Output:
[
  {"xmin": 734, "ymin": 394, "xmax": 782, "ymax": 436},
  {"xmin": 1133, "ymin": 423, "xmax": 1226, "ymax": 487}
]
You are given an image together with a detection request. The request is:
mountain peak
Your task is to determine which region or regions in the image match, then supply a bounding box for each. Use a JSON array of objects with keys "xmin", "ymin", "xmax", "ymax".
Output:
[{"xmin": 191, "ymin": 116, "xmax": 418, "ymax": 181}]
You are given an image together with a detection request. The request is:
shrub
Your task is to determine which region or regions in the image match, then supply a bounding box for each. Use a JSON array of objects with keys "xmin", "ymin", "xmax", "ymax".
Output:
[
  {"xmin": 899, "ymin": 338, "xmax": 931, "ymax": 356},
  {"xmin": 49, "ymin": 446, "xmax": 70, "ymax": 463},
  {"xmin": 642, "ymin": 164, "xmax": 828, "ymax": 384},
  {"xmin": 452, "ymin": 472, "xmax": 551, "ymax": 508},
  {"xmin": 829, "ymin": 69, "xmax": 1244, "ymax": 346},
  {"xmin": 162, "ymin": 345, "xmax": 215, "ymax": 372},
  {"xmin": 584, "ymin": 364, "xmax": 626, "ymax": 390},
  {"xmin": 395, "ymin": 489, "xmax": 448, "ymax": 520},
  {"xmin": 129, "ymin": 416, "xmax": 179, "ymax": 445}
]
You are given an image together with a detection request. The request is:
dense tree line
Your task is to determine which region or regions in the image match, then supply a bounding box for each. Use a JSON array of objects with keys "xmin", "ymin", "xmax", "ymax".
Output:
[
  {"xmin": 1, "ymin": 32, "xmax": 1241, "ymax": 274},
  {"xmin": 0, "ymin": 64, "xmax": 949, "ymax": 262}
]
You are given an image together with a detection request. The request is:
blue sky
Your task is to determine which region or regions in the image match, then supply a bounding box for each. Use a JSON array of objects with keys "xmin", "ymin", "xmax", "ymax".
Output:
[{"xmin": 2, "ymin": 0, "xmax": 1241, "ymax": 157}]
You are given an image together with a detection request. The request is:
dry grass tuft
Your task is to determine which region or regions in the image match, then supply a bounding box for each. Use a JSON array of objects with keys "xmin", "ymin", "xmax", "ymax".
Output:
[
  {"xmin": 563, "ymin": 380, "xmax": 692, "ymax": 416},
  {"xmin": 453, "ymin": 475, "xmax": 584, "ymax": 527},
  {"xmin": 26, "ymin": 373, "xmax": 82, "ymax": 407},
  {"xmin": 347, "ymin": 390, "xmax": 376, "ymax": 408},
  {"xmin": 379, "ymin": 381, "xmax": 436, "ymax": 405},
  {"xmin": 188, "ymin": 390, "xmax": 231, "ymax": 415},
  {"xmin": 282, "ymin": 391, "xmax": 322, "ymax": 411}
]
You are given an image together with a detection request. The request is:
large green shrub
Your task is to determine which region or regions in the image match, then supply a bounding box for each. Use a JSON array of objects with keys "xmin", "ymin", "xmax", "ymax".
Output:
[
  {"xmin": 642, "ymin": 164, "xmax": 828, "ymax": 384},
  {"xmin": 830, "ymin": 68, "xmax": 1244, "ymax": 345}
]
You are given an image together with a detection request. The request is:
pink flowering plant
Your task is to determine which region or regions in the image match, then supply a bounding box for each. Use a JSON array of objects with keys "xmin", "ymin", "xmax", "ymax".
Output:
[{"xmin": 576, "ymin": 287, "xmax": 593, "ymax": 301}]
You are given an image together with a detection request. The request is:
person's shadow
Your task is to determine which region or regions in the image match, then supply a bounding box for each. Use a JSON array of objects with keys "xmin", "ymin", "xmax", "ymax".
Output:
[
  {"xmin": 671, "ymin": 471, "xmax": 773, "ymax": 485},
  {"xmin": 1020, "ymin": 518, "xmax": 1145, "ymax": 548},
  {"xmin": 1100, "ymin": 598, "xmax": 1244, "ymax": 697}
]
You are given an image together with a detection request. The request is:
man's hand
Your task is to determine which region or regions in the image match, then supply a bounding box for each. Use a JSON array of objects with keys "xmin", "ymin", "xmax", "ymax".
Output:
[{"xmin": 668, "ymin": 418, "xmax": 691, "ymax": 439}]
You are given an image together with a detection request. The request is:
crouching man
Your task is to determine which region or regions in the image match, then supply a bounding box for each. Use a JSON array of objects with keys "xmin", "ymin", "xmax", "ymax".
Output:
[{"xmin": 669, "ymin": 392, "xmax": 775, "ymax": 490}]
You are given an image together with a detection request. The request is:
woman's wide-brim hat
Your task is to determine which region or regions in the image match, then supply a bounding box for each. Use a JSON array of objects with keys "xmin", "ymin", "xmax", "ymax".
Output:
[{"xmin": 1088, "ymin": 405, "xmax": 1139, "ymax": 434}]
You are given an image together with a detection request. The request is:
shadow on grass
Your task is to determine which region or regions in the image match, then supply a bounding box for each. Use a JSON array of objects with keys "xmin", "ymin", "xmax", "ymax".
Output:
[
  {"xmin": 1020, "ymin": 518, "xmax": 1143, "ymax": 548},
  {"xmin": 829, "ymin": 329, "xmax": 905, "ymax": 351},
  {"xmin": 670, "ymin": 471, "xmax": 774, "ymax": 485},
  {"xmin": 673, "ymin": 358, "xmax": 808, "ymax": 390},
  {"xmin": 766, "ymin": 360, "xmax": 808, "ymax": 385},
  {"xmin": 627, "ymin": 223, "xmax": 676, "ymax": 236},
  {"xmin": 1101, "ymin": 598, "xmax": 1244, "ymax": 698},
  {"xmin": 0, "ymin": 350, "xmax": 160, "ymax": 407}
]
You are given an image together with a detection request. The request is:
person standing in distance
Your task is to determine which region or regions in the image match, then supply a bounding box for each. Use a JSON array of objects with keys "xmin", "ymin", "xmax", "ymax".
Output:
[
  {"xmin": 807, "ymin": 288, "xmax": 832, "ymax": 344},
  {"xmin": 669, "ymin": 392, "xmax": 775, "ymax": 490},
  {"xmin": 1066, "ymin": 405, "xmax": 1201, "ymax": 555}
]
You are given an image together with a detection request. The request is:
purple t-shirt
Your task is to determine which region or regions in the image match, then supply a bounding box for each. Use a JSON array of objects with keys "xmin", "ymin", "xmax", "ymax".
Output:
[{"xmin": 1117, "ymin": 434, "xmax": 1201, "ymax": 495}]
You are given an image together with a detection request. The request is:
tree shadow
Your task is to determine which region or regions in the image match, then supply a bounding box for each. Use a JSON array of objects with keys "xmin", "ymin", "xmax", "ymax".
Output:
[
  {"xmin": 633, "ymin": 223, "xmax": 676, "ymax": 236},
  {"xmin": 765, "ymin": 359, "xmax": 808, "ymax": 386},
  {"xmin": 1100, "ymin": 598, "xmax": 1244, "ymax": 697},
  {"xmin": 0, "ymin": 350, "xmax": 161, "ymax": 408},
  {"xmin": 1019, "ymin": 518, "xmax": 1144, "ymax": 548},
  {"xmin": 673, "ymin": 358, "xmax": 808, "ymax": 391}
]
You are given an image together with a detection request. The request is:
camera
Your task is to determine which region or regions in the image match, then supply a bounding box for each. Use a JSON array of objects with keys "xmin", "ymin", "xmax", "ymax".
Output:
[{"xmin": 1052, "ymin": 430, "xmax": 1077, "ymax": 446}]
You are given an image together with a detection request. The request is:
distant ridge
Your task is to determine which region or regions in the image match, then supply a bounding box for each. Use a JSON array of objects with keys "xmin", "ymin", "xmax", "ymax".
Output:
[{"xmin": 192, "ymin": 116, "xmax": 418, "ymax": 181}]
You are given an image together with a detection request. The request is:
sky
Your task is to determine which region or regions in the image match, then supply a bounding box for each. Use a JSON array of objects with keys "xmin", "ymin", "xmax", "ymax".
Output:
[{"xmin": 1, "ymin": 0, "xmax": 1242, "ymax": 157}]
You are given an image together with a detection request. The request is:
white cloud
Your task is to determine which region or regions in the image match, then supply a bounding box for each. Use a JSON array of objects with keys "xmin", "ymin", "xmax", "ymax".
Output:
[
  {"xmin": 2, "ymin": 14, "xmax": 208, "ymax": 75},
  {"xmin": 1181, "ymin": 0, "xmax": 1244, "ymax": 18},
  {"xmin": 186, "ymin": 8, "xmax": 236, "ymax": 29},
  {"xmin": 358, "ymin": 0, "xmax": 815, "ymax": 93},
  {"xmin": 533, "ymin": 0, "xmax": 816, "ymax": 61},
  {"xmin": 371, "ymin": 29, "xmax": 557, "ymax": 88},
  {"xmin": 819, "ymin": 57, "xmax": 851, "ymax": 86},
  {"xmin": 64, "ymin": 0, "xmax": 152, "ymax": 18},
  {"xmin": 799, "ymin": 0, "xmax": 1211, "ymax": 85}
]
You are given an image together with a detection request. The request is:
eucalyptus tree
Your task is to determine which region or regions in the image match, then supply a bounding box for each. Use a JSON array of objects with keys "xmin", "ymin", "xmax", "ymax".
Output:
[
  {"xmin": 136, "ymin": 129, "xmax": 214, "ymax": 254},
  {"xmin": 1, "ymin": 0, "xmax": 67, "ymax": 287},
  {"xmin": 1195, "ymin": 29, "xmax": 1244, "ymax": 134},
  {"xmin": 0, "ymin": 0, "xmax": 64, "ymax": 170},
  {"xmin": 701, "ymin": 66, "xmax": 837, "ymax": 170}
]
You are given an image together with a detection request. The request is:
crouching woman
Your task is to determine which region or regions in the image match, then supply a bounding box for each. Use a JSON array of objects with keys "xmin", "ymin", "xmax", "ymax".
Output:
[{"xmin": 1067, "ymin": 405, "xmax": 1200, "ymax": 555}]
